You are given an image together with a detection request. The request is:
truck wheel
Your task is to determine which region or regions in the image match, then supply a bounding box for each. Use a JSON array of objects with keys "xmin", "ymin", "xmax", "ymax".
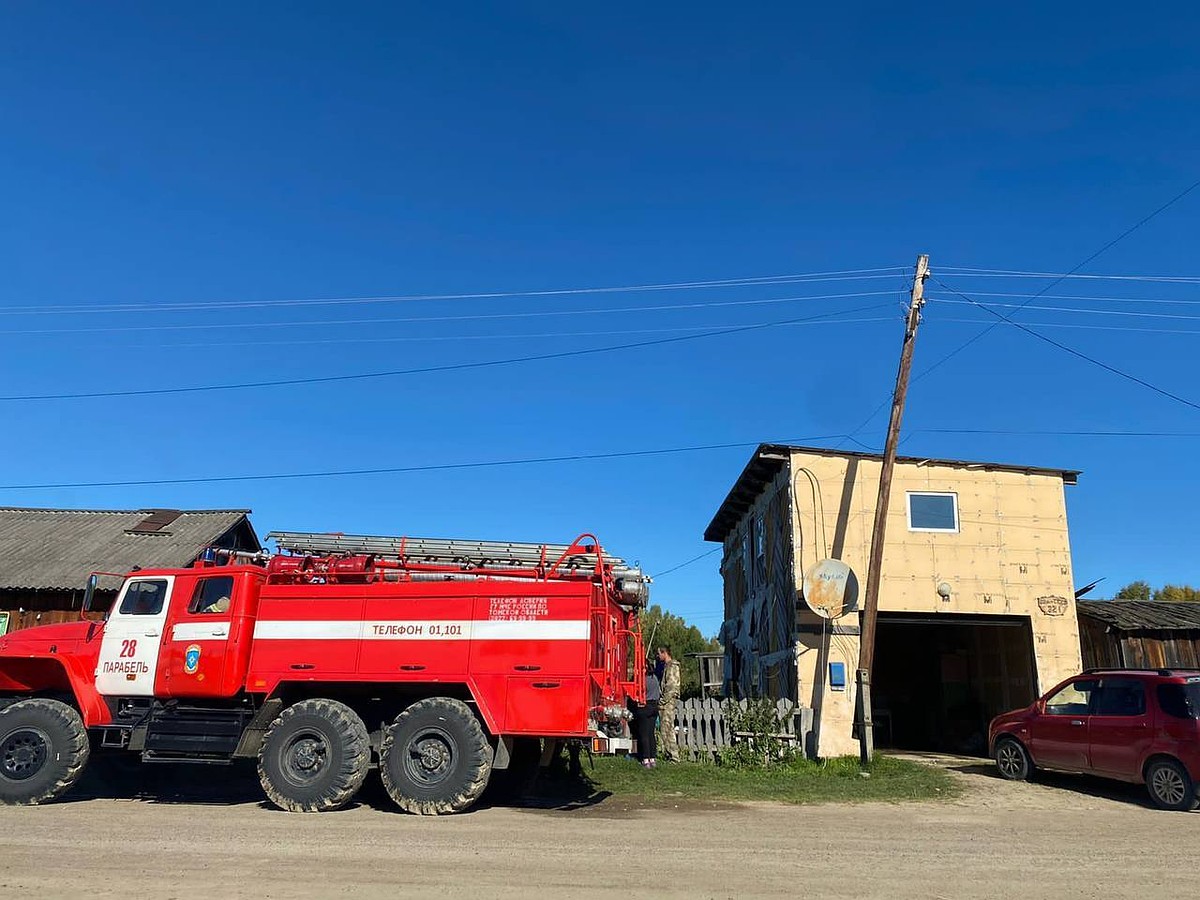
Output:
[
  {"xmin": 258, "ymin": 699, "xmax": 370, "ymax": 813},
  {"xmin": 380, "ymin": 697, "xmax": 492, "ymax": 815},
  {"xmin": 0, "ymin": 698, "xmax": 90, "ymax": 806}
]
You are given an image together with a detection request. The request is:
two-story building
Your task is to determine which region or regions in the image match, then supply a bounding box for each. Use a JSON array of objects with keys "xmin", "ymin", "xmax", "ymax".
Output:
[{"xmin": 705, "ymin": 444, "xmax": 1082, "ymax": 758}]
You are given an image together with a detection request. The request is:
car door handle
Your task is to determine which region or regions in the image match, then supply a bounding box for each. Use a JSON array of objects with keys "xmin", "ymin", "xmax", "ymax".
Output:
[
  {"xmin": 531, "ymin": 682, "xmax": 560, "ymax": 689},
  {"xmin": 514, "ymin": 665, "xmax": 541, "ymax": 672},
  {"xmin": 208, "ymin": 627, "xmax": 229, "ymax": 638},
  {"xmin": 1070, "ymin": 719, "xmax": 1085, "ymax": 726},
  {"xmin": 143, "ymin": 631, "xmax": 160, "ymax": 637}
]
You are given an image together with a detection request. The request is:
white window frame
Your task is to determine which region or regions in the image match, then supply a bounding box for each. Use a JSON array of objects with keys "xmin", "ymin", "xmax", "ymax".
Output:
[{"xmin": 906, "ymin": 491, "xmax": 960, "ymax": 533}]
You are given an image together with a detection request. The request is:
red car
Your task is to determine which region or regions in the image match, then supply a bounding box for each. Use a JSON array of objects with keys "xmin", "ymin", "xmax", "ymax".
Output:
[{"xmin": 989, "ymin": 668, "xmax": 1200, "ymax": 811}]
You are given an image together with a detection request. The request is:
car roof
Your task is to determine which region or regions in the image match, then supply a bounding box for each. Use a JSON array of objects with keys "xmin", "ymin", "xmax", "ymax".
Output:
[{"xmin": 1081, "ymin": 668, "xmax": 1200, "ymax": 682}]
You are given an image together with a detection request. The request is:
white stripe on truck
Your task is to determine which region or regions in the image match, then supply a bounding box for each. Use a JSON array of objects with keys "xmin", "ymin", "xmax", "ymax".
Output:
[{"xmin": 250, "ymin": 619, "xmax": 590, "ymax": 641}]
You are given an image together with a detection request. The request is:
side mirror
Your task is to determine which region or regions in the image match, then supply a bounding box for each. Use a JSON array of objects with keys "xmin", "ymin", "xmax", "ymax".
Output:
[
  {"xmin": 81, "ymin": 572, "xmax": 122, "ymax": 623},
  {"xmin": 82, "ymin": 574, "xmax": 98, "ymax": 614}
]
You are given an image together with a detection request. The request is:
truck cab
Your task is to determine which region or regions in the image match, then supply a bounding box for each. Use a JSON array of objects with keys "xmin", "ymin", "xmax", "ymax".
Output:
[{"xmin": 95, "ymin": 565, "xmax": 265, "ymax": 701}]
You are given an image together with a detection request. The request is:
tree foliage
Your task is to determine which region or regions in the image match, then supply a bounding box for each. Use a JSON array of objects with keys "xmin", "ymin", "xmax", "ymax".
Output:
[
  {"xmin": 1115, "ymin": 580, "xmax": 1152, "ymax": 602},
  {"xmin": 639, "ymin": 604, "xmax": 720, "ymax": 698},
  {"xmin": 1114, "ymin": 580, "xmax": 1200, "ymax": 603},
  {"xmin": 1155, "ymin": 584, "xmax": 1200, "ymax": 603}
]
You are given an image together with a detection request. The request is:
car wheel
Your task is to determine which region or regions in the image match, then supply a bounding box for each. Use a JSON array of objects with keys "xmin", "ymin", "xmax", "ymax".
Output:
[
  {"xmin": 1145, "ymin": 758, "xmax": 1199, "ymax": 812},
  {"xmin": 994, "ymin": 736, "xmax": 1033, "ymax": 781}
]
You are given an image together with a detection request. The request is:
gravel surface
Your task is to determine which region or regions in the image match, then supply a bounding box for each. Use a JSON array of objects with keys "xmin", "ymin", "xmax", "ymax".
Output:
[{"xmin": 0, "ymin": 757, "xmax": 1195, "ymax": 898}]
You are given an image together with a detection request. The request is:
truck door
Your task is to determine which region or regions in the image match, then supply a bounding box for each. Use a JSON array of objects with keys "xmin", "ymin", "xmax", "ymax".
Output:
[
  {"xmin": 160, "ymin": 574, "xmax": 236, "ymax": 698},
  {"xmin": 96, "ymin": 576, "xmax": 174, "ymax": 696}
]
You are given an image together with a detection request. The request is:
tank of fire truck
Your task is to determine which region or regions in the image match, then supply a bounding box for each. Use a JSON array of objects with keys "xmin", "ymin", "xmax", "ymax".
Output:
[{"xmin": 0, "ymin": 531, "xmax": 648, "ymax": 815}]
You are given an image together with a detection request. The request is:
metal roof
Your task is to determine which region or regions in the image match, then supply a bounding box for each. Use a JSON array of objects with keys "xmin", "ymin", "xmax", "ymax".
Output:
[
  {"xmin": 1077, "ymin": 600, "xmax": 1200, "ymax": 632},
  {"xmin": 704, "ymin": 443, "xmax": 1080, "ymax": 544},
  {"xmin": 0, "ymin": 507, "xmax": 259, "ymax": 591}
]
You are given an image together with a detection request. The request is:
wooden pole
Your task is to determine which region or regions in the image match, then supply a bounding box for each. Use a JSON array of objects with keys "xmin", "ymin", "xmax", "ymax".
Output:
[{"xmin": 856, "ymin": 253, "xmax": 930, "ymax": 766}]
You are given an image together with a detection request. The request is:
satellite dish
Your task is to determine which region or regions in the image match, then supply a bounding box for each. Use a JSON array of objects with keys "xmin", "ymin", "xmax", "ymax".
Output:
[{"xmin": 801, "ymin": 559, "xmax": 860, "ymax": 619}]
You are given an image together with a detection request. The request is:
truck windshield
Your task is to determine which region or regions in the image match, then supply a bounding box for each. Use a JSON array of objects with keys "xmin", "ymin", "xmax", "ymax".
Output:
[{"xmin": 1157, "ymin": 683, "xmax": 1200, "ymax": 720}]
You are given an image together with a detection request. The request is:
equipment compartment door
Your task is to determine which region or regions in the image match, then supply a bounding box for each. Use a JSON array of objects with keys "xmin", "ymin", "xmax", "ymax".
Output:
[
  {"xmin": 505, "ymin": 676, "xmax": 587, "ymax": 735},
  {"xmin": 96, "ymin": 577, "xmax": 174, "ymax": 697}
]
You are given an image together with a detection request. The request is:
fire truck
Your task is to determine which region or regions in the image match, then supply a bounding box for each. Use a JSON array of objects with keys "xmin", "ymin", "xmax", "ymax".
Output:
[{"xmin": 0, "ymin": 531, "xmax": 647, "ymax": 814}]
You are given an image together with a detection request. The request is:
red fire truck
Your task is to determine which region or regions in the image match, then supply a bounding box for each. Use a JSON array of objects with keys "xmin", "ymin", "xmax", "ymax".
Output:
[{"xmin": 0, "ymin": 531, "xmax": 647, "ymax": 814}]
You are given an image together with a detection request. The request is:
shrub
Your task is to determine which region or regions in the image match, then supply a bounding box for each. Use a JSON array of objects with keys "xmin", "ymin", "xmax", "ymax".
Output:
[{"xmin": 718, "ymin": 699, "xmax": 798, "ymax": 769}]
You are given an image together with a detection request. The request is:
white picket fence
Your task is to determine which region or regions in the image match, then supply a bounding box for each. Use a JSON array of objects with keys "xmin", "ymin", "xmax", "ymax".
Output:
[{"xmin": 670, "ymin": 698, "xmax": 812, "ymax": 760}]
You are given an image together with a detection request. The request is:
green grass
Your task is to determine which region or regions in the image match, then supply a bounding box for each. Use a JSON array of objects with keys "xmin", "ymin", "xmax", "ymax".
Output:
[{"xmin": 556, "ymin": 754, "xmax": 958, "ymax": 806}]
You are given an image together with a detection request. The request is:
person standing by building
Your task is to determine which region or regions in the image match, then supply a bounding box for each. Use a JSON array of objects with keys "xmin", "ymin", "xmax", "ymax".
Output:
[{"xmin": 656, "ymin": 646, "xmax": 681, "ymax": 762}]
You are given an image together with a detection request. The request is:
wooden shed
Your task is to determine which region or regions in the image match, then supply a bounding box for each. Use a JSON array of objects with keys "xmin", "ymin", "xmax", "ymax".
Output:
[
  {"xmin": 1077, "ymin": 600, "xmax": 1200, "ymax": 669},
  {"xmin": 0, "ymin": 507, "xmax": 260, "ymax": 634}
]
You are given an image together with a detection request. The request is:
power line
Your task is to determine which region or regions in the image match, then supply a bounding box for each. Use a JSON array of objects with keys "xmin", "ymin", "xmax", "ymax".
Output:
[
  {"xmin": 934, "ymin": 298, "xmax": 1200, "ymax": 322},
  {"xmin": 918, "ymin": 427, "xmax": 1200, "ymax": 437},
  {"xmin": 940, "ymin": 316, "xmax": 1200, "ymax": 337},
  {"xmin": 152, "ymin": 317, "xmax": 896, "ymax": 351},
  {"xmin": 0, "ymin": 301, "xmax": 894, "ymax": 403},
  {"xmin": 0, "ymin": 267, "xmax": 907, "ymax": 317},
  {"xmin": 0, "ymin": 436, "xmax": 844, "ymax": 491},
  {"xmin": 922, "ymin": 178, "xmax": 1200, "ymax": 378},
  {"xmin": 650, "ymin": 547, "xmax": 723, "ymax": 579},
  {"xmin": 841, "ymin": 178, "xmax": 1200, "ymax": 442},
  {"xmin": 931, "ymin": 278, "xmax": 1200, "ymax": 413},
  {"xmin": 0, "ymin": 289, "xmax": 900, "ymax": 338},
  {"xmin": 939, "ymin": 267, "xmax": 1200, "ymax": 284},
  {"xmin": 931, "ymin": 296, "xmax": 1200, "ymax": 314}
]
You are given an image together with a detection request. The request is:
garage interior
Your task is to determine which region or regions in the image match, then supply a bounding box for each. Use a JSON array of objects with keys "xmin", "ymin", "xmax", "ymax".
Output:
[{"xmin": 871, "ymin": 613, "xmax": 1038, "ymax": 755}]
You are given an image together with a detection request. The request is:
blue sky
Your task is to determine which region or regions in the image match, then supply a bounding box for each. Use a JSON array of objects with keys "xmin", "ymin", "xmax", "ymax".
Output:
[{"xmin": 2, "ymin": 3, "xmax": 1198, "ymax": 632}]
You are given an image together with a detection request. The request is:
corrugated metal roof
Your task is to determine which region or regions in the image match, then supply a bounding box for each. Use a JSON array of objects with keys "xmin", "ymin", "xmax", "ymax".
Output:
[
  {"xmin": 1077, "ymin": 600, "xmax": 1200, "ymax": 632},
  {"xmin": 0, "ymin": 507, "xmax": 257, "ymax": 591},
  {"xmin": 704, "ymin": 443, "xmax": 1080, "ymax": 544}
]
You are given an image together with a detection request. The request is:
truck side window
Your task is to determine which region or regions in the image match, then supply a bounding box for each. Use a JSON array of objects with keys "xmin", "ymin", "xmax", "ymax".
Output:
[
  {"xmin": 189, "ymin": 576, "xmax": 235, "ymax": 615},
  {"xmin": 119, "ymin": 579, "xmax": 169, "ymax": 616}
]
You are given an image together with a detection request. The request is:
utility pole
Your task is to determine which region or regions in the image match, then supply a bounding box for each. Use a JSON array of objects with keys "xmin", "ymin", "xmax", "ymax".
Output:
[{"xmin": 856, "ymin": 253, "xmax": 930, "ymax": 767}]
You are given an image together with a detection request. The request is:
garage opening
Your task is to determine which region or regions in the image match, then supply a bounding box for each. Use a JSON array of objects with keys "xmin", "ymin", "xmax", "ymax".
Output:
[{"xmin": 872, "ymin": 613, "xmax": 1037, "ymax": 755}]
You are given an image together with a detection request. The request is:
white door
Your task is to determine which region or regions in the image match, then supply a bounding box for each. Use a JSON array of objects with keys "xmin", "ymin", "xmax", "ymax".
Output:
[{"xmin": 95, "ymin": 576, "xmax": 174, "ymax": 697}]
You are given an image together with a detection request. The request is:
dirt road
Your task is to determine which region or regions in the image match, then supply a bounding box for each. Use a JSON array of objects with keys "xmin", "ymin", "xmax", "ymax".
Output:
[{"xmin": 0, "ymin": 759, "xmax": 1195, "ymax": 899}]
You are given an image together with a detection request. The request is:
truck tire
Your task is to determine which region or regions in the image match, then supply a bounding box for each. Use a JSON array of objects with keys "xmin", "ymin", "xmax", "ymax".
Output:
[
  {"xmin": 258, "ymin": 699, "xmax": 370, "ymax": 813},
  {"xmin": 0, "ymin": 698, "xmax": 90, "ymax": 806},
  {"xmin": 380, "ymin": 697, "xmax": 492, "ymax": 815}
]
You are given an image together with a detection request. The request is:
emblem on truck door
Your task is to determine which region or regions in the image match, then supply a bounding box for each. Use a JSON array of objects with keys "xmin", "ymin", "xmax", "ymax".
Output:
[{"xmin": 184, "ymin": 644, "xmax": 202, "ymax": 674}]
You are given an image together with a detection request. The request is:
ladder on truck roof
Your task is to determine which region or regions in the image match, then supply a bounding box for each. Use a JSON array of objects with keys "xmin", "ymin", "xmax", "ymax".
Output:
[{"xmin": 267, "ymin": 530, "xmax": 642, "ymax": 578}]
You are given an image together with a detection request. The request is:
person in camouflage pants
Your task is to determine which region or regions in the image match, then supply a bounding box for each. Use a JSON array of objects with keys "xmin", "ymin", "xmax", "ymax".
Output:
[{"xmin": 656, "ymin": 646, "xmax": 681, "ymax": 762}]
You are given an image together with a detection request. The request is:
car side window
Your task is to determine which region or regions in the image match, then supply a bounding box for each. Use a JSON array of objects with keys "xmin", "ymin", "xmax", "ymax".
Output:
[
  {"xmin": 188, "ymin": 576, "xmax": 235, "ymax": 616},
  {"xmin": 118, "ymin": 579, "xmax": 169, "ymax": 616},
  {"xmin": 1157, "ymin": 683, "xmax": 1200, "ymax": 720},
  {"xmin": 1091, "ymin": 678, "xmax": 1146, "ymax": 717},
  {"xmin": 1044, "ymin": 679, "xmax": 1098, "ymax": 716}
]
